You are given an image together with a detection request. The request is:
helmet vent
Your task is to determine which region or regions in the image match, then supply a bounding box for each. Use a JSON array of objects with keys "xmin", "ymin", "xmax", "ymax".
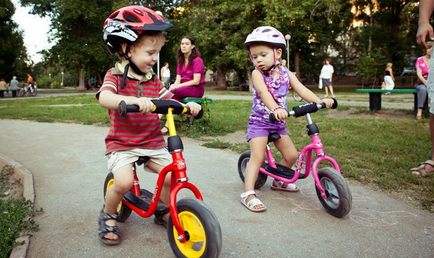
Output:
[
  {"xmin": 109, "ymin": 11, "xmax": 119, "ymax": 19},
  {"xmin": 124, "ymin": 12, "xmax": 141, "ymax": 23}
]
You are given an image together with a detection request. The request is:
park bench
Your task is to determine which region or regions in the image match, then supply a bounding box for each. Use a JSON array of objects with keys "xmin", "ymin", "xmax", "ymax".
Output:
[
  {"xmin": 182, "ymin": 97, "xmax": 213, "ymax": 125},
  {"xmin": 355, "ymin": 89, "xmax": 426, "ymax": 113},
  {"xmin": 0, "ymin": 89, "xmax": 20, "ymax": 98}
]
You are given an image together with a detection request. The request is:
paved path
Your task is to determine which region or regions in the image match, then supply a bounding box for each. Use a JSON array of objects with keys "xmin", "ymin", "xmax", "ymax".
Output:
[{"xmin": 1, "ymin": 119, "xmax": 433, "ymax": 258}]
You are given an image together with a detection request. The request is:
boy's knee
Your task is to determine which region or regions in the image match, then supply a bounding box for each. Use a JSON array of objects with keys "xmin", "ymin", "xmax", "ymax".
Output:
[{"xmin": 113, "ymin": 179, "xmax": 133, "ymax": 193}]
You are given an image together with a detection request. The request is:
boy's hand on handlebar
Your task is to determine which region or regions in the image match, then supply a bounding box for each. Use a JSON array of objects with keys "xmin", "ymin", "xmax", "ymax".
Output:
[
  {"xmin": 273, "ymin": 108, "xmax": 288, "ymax": 121},
  {"xmin": 321, "ymin": 98, "xmax": 335, "ymax": 108},
  {"xmin": 129, "ymin": 98, "xmax": 154, "ymax": 114},
  {"xmin": 185, "ymin": 102, "xmax": 202, "ymax": 116}
]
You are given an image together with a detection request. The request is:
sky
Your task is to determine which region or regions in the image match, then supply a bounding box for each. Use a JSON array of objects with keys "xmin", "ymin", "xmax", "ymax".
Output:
[{"xmin": 11, "ymin": 0, "xmax": 52, "ymax": 63}]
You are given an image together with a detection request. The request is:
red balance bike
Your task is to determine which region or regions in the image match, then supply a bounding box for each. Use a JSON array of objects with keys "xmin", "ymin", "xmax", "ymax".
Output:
[{"xmin": 103, "ymin": 99, "xmax": 222, "ymax": 258}]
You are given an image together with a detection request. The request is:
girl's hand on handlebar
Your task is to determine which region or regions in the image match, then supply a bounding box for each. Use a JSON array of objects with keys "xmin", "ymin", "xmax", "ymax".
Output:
[
  {"xmin": 321, "ymin": 98, "xmax": 335, "ymax": 108},
  {"xmin": 273, "ymin": 108, "xmax": 288, "ymax": 121},
  {"xmin": 129, "ymin": 98, "xmax": 154, "ymax": 114},
  {"xmin": 185, "ymin": 102, "xmax": 202, "ymax": 116}
]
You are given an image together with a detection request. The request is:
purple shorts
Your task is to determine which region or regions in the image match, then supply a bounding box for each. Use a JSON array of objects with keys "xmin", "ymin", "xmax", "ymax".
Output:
[{"xmin": 246, "ymin": 119, "xmax": 287, "ymax": 142}]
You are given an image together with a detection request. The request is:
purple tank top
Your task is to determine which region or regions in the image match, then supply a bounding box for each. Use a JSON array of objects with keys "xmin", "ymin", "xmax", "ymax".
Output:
[{"xmin": 249, "ymin": 66, "xmax": 290, "ymax": 124}]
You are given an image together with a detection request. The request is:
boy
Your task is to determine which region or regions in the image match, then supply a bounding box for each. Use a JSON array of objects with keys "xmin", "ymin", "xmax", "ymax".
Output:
[{"xmin": 97, "ymin": 6, "xmax": 201, "ymax": 245}]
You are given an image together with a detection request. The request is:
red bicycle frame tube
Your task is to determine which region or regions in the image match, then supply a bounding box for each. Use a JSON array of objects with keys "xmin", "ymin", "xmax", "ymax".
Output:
[{"xmin": 122, "ymin": 150, "xmax": 203, "ymax": 244}]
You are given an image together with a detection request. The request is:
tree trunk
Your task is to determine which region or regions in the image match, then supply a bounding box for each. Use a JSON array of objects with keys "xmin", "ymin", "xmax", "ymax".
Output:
[
  {"xmin": 245, "ymin": 63, "xmax": 253, "ymax": 92},
  {"xmin": 294, "ymin": 50, "xmax": 300, "ymax": 78},
  {"xmin": 78, "ymin": 65, "xmax": 85, "ymax": 92},
  {"xmin": 215, "ymin": 65, "xmax": 227, "ymax": 90}
]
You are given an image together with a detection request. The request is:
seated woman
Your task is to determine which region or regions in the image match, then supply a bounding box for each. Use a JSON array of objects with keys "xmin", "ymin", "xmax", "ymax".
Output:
[
  {"xmin": 169, "ymin": 36, "xmax": 205, "ymax": 101},
  {"xmin": 162, "ymin": 36, "xmax": 205, "ymax": 134},
  {"xmin": 414, "ymin": 41, "xmax": 433, "ymax": 120}
]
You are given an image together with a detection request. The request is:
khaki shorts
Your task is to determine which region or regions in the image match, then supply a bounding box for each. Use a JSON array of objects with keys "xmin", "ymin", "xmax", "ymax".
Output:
[
  {"xmin": 428, "ymin": 56, "xmax": 434, "ymax": 114},
  {"xmin": 107, "ymin": 148, "xmax": 171, "ymax": 174}
]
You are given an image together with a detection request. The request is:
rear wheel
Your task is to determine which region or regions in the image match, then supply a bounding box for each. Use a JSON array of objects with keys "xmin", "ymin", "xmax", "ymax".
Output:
[
  {"xmin": 292, "ymin": 90, "xmax": 303, "ymax": 102},
  {"xmin": 103, "ymin": 172, "xmax": 132, "ymax": 222},
  {"xmin": 168, "ymin": 198, "xmax": 222, "ymax": 258},
  {"xmin": 237, "ymin": 151, "xmax": 267, "ymax": 189},
  {"xmin": 315, "ymin": 167, "xmax": 352, "ymax": 218}
]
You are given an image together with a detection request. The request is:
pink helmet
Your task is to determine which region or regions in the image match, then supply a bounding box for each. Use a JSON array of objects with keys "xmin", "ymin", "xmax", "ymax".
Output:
[{"xmin": 244, "ymin": 26, "xmax": 286, "ymax": 50}]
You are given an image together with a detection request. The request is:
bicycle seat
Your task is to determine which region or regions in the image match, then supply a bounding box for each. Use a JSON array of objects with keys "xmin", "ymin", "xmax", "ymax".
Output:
[
  {"xmin": 136, "ymin": 156, "xmax": 150, "ymax": 166},
  {"xmin": 268, "ymin": 133, "xmax": 281, "ymax": 143}
]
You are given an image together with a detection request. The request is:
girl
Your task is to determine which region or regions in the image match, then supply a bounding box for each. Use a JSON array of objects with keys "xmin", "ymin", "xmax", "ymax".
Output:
[
  {"xmin": 383, "ymin": 62, "xmax": 395, "ymax": 93},
  {"xmin": 241, "ymin": 26, "xmax": 334, "ymax": 212}
]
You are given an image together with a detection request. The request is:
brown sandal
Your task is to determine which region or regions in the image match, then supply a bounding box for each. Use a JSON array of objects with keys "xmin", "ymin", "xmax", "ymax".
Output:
[{"xmin": 411, "ymin": 160, "xmax": 434, "ymax": 177}]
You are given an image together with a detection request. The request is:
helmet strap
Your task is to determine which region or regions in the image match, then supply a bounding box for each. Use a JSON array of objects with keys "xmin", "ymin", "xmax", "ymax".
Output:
[{"xmin": 120, "ymin": 44, "xmax": 145, "ymax": 89}]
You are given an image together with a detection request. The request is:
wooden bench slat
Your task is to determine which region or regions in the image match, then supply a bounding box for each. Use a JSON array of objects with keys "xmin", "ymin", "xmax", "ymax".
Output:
[{"xmin": 355, "ymin": 89, "xmax": 416, "ymax": 93}]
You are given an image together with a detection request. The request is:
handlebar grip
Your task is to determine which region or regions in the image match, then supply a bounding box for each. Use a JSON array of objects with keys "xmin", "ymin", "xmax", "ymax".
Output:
[
  {"xmin": 331, "ymin": 98, "xmax": 338, "ymax": 109},
  {"xmin": 292, "ymin": 102, "xmax": 319, "ymax": 117},
  {"xmin": 118, "ymin": 100, "xmax": 139, "ymax": 116},
  {"xmin": 118, "ymin": 99, "xmax": 203, "ymax": 119}
]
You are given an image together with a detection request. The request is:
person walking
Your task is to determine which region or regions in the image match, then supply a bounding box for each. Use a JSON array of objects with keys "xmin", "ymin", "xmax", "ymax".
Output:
[
  {"xmin": 414, "ymin": 41, "xmax": 433, "ymax": 120},
  {"xmin": 160, "ymin": 62, "xmax": 171, "ymax": 88},
  {"xmin": 383, "ymin": 62, "xmax": 395, "ymax": 94},
  {"xmin": 319, "ymin": 58, "xmax": 335, "ymax": 98},
  {"xmin": 411, "ymin": 0, "xmax": 434, "ymax": 177}
]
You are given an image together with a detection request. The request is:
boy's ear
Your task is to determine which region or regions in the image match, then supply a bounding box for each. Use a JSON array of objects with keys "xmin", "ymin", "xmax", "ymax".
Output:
[{"xmin": 120, "ymin": 43, "xmax": 130, "ymax": 57}]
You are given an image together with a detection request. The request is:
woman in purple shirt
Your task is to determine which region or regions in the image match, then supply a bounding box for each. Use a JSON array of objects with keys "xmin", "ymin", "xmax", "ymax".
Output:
[{"xmin": 169, "ymin": 36, "xmax": 205, "ymax": 101}]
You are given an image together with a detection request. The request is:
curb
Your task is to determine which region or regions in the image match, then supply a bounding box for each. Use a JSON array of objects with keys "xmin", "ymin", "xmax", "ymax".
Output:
[{"xmin": 0, "ymin": 153, "xmax": 35, "ymax": 258}]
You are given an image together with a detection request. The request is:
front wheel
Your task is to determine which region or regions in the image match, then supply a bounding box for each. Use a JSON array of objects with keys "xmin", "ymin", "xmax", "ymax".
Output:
[
  {"xmin": 168, "ymin": 198, "xmax": 222, "ymax": 258},
  {"xmin": 237, "ymin": 151, "xmax": 267, "ymax": 189},
  {"xmin": 103, "ymin": 172, "xmax": 132, "ymax": 222},
  {"xmin": 315, "ymin": 167, "xmax": 352, "ymax": 218},
  {"xmin": 292, "ymin": 90, "xmax": 303, "ymax": 102}
]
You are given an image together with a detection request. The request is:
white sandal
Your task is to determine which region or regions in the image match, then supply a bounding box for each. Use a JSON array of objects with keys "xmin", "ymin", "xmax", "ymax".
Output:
[{"xmin": 240, "ymin": 190, "xmax": 266, "ymax": 212}]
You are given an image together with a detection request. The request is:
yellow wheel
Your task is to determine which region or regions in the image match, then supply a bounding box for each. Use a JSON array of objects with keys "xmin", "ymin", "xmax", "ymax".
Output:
[
  {"xmin": 103, "ymin": 172, "xmax": 132, "ymax": 222},
  {"xmin": 168, "ymin": 198, "xmax": 222, "ymax": 258}
]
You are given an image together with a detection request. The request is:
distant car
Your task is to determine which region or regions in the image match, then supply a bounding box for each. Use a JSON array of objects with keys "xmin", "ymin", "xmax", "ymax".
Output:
[{"xmin": 401, "ymin": 67, "xmax": 416, "ymax": 76}]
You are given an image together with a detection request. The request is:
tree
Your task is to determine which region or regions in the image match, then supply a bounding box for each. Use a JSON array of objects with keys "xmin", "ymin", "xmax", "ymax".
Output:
[{"xmin": 0, "ymin": 0, "xmax": 28, "ymax": 81}]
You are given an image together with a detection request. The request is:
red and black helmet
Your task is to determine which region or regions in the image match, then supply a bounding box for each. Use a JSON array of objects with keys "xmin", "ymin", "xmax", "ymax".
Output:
[{"xmin": 103, "ymin": 6, "xmax": 174, "ymax": 55}]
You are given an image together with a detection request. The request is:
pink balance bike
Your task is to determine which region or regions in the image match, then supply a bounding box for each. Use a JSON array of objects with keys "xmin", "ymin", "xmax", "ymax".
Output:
[
  {"xmin": 103, "ymin": 99, "xmax": 222, "ymax": 258},
  {"xmin": 237, "ymin": 100, "xmax": 352, "ymax": 218}
]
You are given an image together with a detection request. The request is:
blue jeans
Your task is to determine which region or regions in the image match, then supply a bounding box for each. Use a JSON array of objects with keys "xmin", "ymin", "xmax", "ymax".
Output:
[{"xmin": 415, "ymin": 84, "xmax": 428, "ymax": 109}]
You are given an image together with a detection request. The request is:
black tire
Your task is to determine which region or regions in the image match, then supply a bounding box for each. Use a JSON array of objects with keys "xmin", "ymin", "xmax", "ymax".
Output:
[
  {"xmin": 32, "ymin": 88, "xmax": 38, "ymax": 96},
  {"xmin": 237, "ymin": 150, "xmax": 267, "ymax": 189},
  {"xmin": 20, "ymin": 89, "xmax": 26, "ymax": 97},
  {"xmin": 292, "ymin": 90, "xmax": 303, "ymax": 102},
  {"xmin": 167, "ymin": 198, "xmax": 222, "ymax": 258},
  {"xmin": 315, "ymin": 167, "xmax": 352, "ymax": 218},
  {"xmin": 103, "ymin": 172, "xmax": 132, "ymax": 222}
]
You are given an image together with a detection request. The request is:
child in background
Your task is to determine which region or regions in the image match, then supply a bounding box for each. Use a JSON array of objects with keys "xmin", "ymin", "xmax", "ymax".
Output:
[
  {"xmin": 241, "ymin": 26, "xmax": 334, "ymax": 212},
  {"xmin": 97, "ymin": 6, "xmax": 201, "ymax": 245}
]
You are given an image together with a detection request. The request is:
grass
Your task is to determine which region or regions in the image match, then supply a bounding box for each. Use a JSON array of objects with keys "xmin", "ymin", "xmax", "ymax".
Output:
[
  {"xmin": 0, "ymin": 93, "xmax": 433, "ymax": 213},
  {"xmin": 0, "ymin": 166, "xmax": 39, "ymax": 258}
]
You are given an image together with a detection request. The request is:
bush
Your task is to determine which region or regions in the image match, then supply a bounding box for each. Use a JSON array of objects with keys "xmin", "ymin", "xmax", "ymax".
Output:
[{"xmin": 0, "ymin": 166, "xmax": 39, "ymax": 258}]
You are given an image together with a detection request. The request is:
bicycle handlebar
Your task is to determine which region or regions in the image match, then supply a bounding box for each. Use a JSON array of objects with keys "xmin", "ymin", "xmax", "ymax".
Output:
[
  {"xmin": 118, "ymin": 99, "xmax": 204, "ymax": 119},
  {"xmin": 269, "ymin": 98, "xmax": 338, "ymax": 123}
]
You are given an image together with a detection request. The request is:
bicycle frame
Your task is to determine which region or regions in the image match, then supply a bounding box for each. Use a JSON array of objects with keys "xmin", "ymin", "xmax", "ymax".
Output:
[
  {"xmin": 120, "ymin": 106, "xmax": 203, "ymax": 243},
  {"xmin": 258, "ymin": 112, "xmax": 341, "ymax": 200}
]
